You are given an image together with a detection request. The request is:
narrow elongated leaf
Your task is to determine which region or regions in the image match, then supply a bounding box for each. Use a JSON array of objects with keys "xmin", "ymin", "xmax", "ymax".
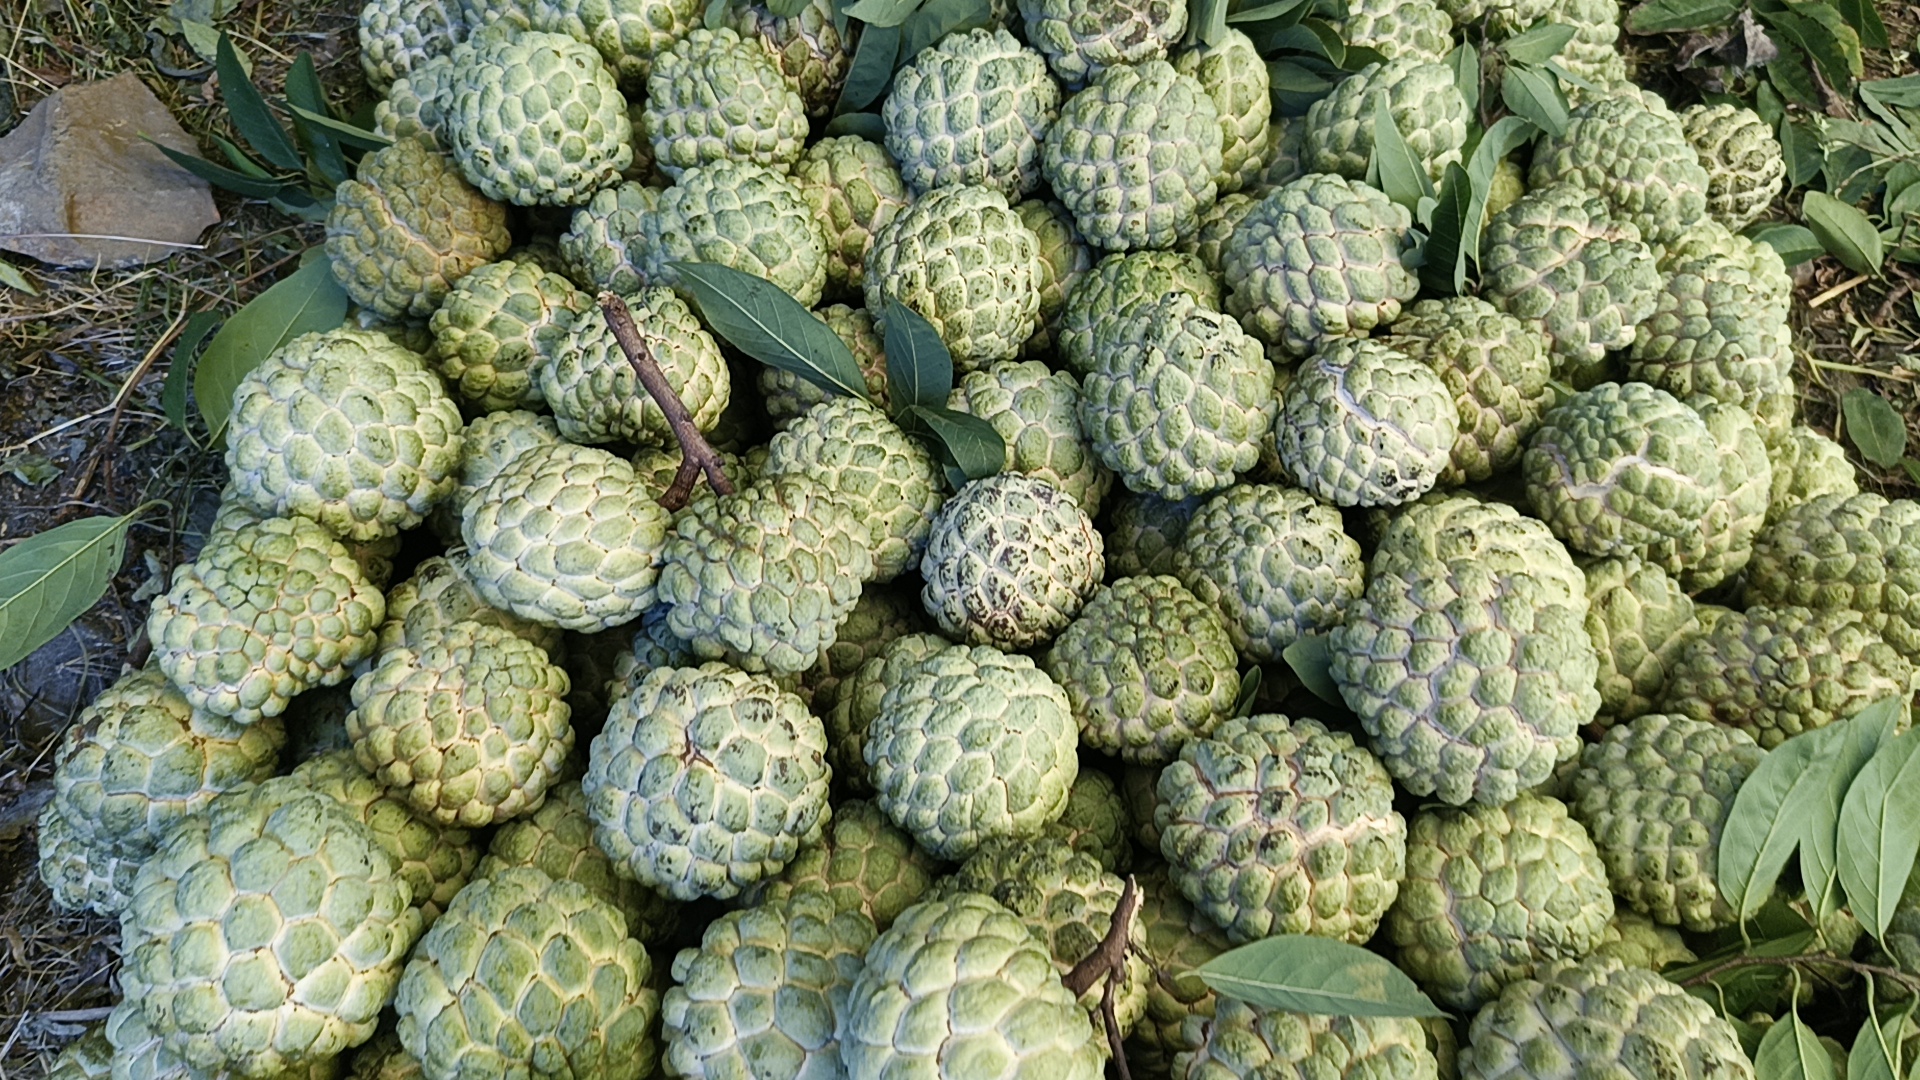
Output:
[
  {"xmin": 1836, "ymin": 726, "xmax": 1920, "ymax": 939},
  {"xmin": 0, "ymin": 510, "xmax": 146, "ymax": 671},
  {"xmin": 283, "ymin": 54, "xmax": 347, "ymax": 186},
  {"xmin": 1282, "ymin": 632, "xmax": 1341, "ymax": 705},
  {"xmin": 1449, "ymin": 42, "xmax": 1481, "ymax": 114},
  {"xmin": 766, "ymin": 0, "xmax": 809, "ymax": 15},
  {"xmin": 1369, "ymin": 95, "xmax": 1434, "ymax": 212},
  {"xmin": 1500, "ymin": 21, "xmax": 1575, "ymax": 63},
  {"xmin": 1859, "ymin": 74, "xmax": 1920, "ymax": 108},
  {"xmin": 1779, "ymin": 117, "xmax": 1826, "ymax": 189},
  {"xmin": 1842, "ymin": 388, "xmax": 1908, "ymax": 467},
  {"xmin": 196, "ymin": 255, "xmax": 350, "ymax": 443},
  {"xmin": 823, "ymin": 112, "xmax": 888, "ymax": 140},
  {"xmin": 841, "ymin": 0, "xmax": 919, "ymax": 27},
  {"xmin": 1832, "ymin": 0, "xmax": 1888, "ymax": 48},
  {"xmin": 1804, "ymin": 699, "xmax": 1906, "ymax": 921},
  {"xmin": 1232, "ymin": 667, "xmax": 1262, "ymax": 718},
  {"xmin": 1501, "ymin": 65, "xmax": 1570, "ymax": 136},
  {"xmin": 1419, "ymin": 163, "xmax": 1473, "ymax": 294},
  {"xmin": 674, "ymin": 262, "xmax": 869, "ymax": 399},
  {"xmin": 836, "ymin": 23, "xmax": 901, "ymax": 113},
  {"xmin": 1228, "ymin": 0, "xmax": 1313, "ymax": 24},
  {"xmin": 1760, "ymin": 1, "xmax": 1863, "ymax": 85},
  {"xmin": 1189, "ymin": 0, "xmax": 1231, "ymax": 47},
  {"xmin": 900, "ymin": 0, "xmax": 993, "ymax": 61},
  {"xmin": 882, "ymin": 299, "xmax": 953, "ymax": 410},
  {"xmin": 286, "ymin": 104, "xmax": 390, "ymax": 152},
  {"xmin": 1803, "ymin": 191, "xmax": 1886, "ymax": 275},
  {"xmin": 162, "ymin": 311, "xmax": 222, "ymax": 432},
  {"xmin": 1624, "ymin": 0, "xmax": 1738, "ymax": 33},
  {"xmin": 0, "ymin": 260, "xmax": 38, "ymax": 295},
  {"xmin": 216, "ymin": 34, "xmax": 302, "ymax": 172},
  {"xmin": 1754, "ymin": 1010, "xmax": 1837, "ymax": 1080},
  {"xmin": 1719, "ymin": 724, "xmax": 1846, "ymax": 922},
  {"xmin": 1197, "ymin": 936, "xmax": 1446, "ymax": 1018},
  {"xmin": 898, "ymin": 405, "xmax": 1004, "ymax": 480},
  {"xmin": 1849, "ymin": 1012, "xmax": 1904, "ymax": 1080},
  {"xmin": 1460, "ymin": 116, "xmax": 1537, "ymax": 272},
  {"xmin": 1749, "ymin": 222, "xmax": 1824, "ymax": 264},
  {"xmin": 212, "ymin": 134, "xmax": 276, "ymax": 178},
  {"xmin": 152, "ymin": 143, "xmax": 295, "ymax": 198}
]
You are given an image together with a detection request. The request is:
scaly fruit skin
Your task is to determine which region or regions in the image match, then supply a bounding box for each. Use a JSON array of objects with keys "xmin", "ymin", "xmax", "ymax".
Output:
[
  {"xmin": 435, "ymin": 410, "xmax": 563, "ymax": 542},
  {"xmin": 376, "ymin": 53, "xmax": 458, "ymax": 148},
  {"xmin": 865, "ymin": 643, "xmax": 1080, "ymax": 860},
  {"xmin": 1177, "ymin": 192, "xmax": 1258, "ymax": 278},
  {"xmin": 461, "ymin": 443, "xmax": 672, "ymax": 631},
  {"xmin": 797, "ymin": 583, "xmax": 926, "ymax": 718},
  {"xmin": 1684, "ymin": 399, "xmax": 1775, "ymax": 593},
  {"xmin": 477, "ymin": 781, "xmax": 684, "ymax": 946},
  {"xmin": 1746, "ymin": 493, "xmax": 1920, "ymax": 664},
  {"xmin": 1223, "ymin": 173, "xmax": 1420, "ymax": 357},
  {"xmin": 1625, "ymin": 236, "xmax": 1793, "ymax": 422},
  {"xmin": 378, "ymin": 552, "xmax": 563, "ymax": 658},
  {"xmin": 45, "ymin": 1023, "xmax": 112, "ymax": 1080},
  {"xmin": 1581, "ymin": 555, "xmax": 1699, "ymax": 725},
  {"xmin": 883, "ymin": 28, "xmax": 1060, "ymax": 199},
  {"xmin": 394, "ymin": 868, "xmax": 660, "ymax": 1080},
  {"xmin": 1306, "ymin": 59, "xmax": 1468, "ymax": 181},
  {"xmin": 750, "ymin": 799, "xmax": 941, "ymax": 930},
  {"xmin": 1127, "ymin": 868, "xmax": 1231, "ymax": 1077},
  {"xmin": 1458, "ymin": 956, "xmax": 1754, "ymax": 1080},
  {"xmin": 290, "ymin": 751, "xmax": 480, "ymax": 924},
  {"xmin": 37, "ymin": 802, "xmax": 139, "ymax": 916},
  {"xmin": 1479, "ymin": 183, "xmax": 1661, "ymax": 375},
  {"xmin": 1016, "ymin": 199, "xmax": 1094, "ymax": 356},
  {"xmin": 224, "ymin": 328, "xmax": 463, "ymax": 542},
  {"xmin": 1529, "ymin": 93, "xmax": 1711, "ymax": 251},
  {"xmin": 1045, "ymin": 769, "xmax": 1133, "ymax": 871},
  {"xmin": 541, "ymin": 287, "xmax": 730, "ymax": 446},
  {"xmin": 1680, "ymin": 102, "xmax": 1786, "ymax": 231},
  {"xmin": 1108, "ymin": 490, "xmax": 1204, "ymax": 578},
  {"xmin": 1569, "ymin": 713, "xmax": 1766, "ymax": 930},
  {"xmin": 1172, "ymin": 483, "xmax": 1365, "ymax": 663},
  {"xmin": 1279, "ymin": 338, "xmax": 1459, "ymax": 508},
  {"xmin": 658, "ymin": 476, "xmax": 876, "ymax": 675},
  {"xmin": 119, "ymin": 778, "xmax": 422, "ymax": 1079},
  {"xmin": 728, "ymin": 0, "xmax": 854, "ymax": 116},
  {"xmin": 949, "ymin": 360, "xmax": 1110, "ymax": 512},
  {"xmin": 920, "ymin": 474, "xmax": 1105, "ymax": 649},
  {"xmin": 663, "ymin": 888, "xmax": 875, "ymax": 1080},
  {"xmin": 326, "ymin": 137, "xmax": 511, "ymax": 320},
  {"xmin": 632, "ymin": 160, "xmax": 829, "ymax": 305},
  {"xmin": 762, "ymin": 398, "xmax": 945, "ymax": 582},
  {"xmin": 358, "ymin": 0, "xmax": 465, "ymax": 93},
  {"xmin": 1082, "ymin": 292, "xmax": 1278, "ymax": 501},
  {"xmin": 148, "ymin": 517, "xmax": 385, "ymax": 725},
  {"xmin": 1387, "ymin": 795, "xmax": 1614, "ymax": 1011},
  {"xmin": 429, "ymin": 257, "xmax": 586, "ymax": 412},
  {"xmin": 1174, "ymin": 29, "xmax": 1272, "ymax": 195},
  {"xmin": 558, "ymin": 181, "xmax": 660, "ymax": 293},
  {"xmin": 1331, "ymin": 496, "xmax": 1598, "ymax": 806},
  {"xmin": 1591, "ymin": 910, "xmax": 1696, "ymax": 971},
  {"xmin": 1042, "ymin": 575, "xmax": 1241, "ymax": 764},
  {"xmin": 1156, "ymin": 713, "xmax": 1408, "ymax": 945},
  {"xmin": 643, "ymin": 27, "xmax": 809, "ymax": 178},
  {"xmin": 348, "ymin": 621, "xmax": 573, "ymax": 828},
  {"xmin": 838, "ymin": 893, "xmax": 1106, "ymax": 1080},
  {"xmin": 1333, "ymin": 0, "xmax": 1453, "ymax": 62},
  {"xmin": 1056, "ymin": 250, "xmax": 1221, "ymax": 377},
  {"xmin": 1019, "ymin": 0, "xmax": 1185, "ymax": 86},
  {"xmin": 1177, "ymin": 998, "xmax": 1440, "ymax": 1080},
  {"xmin": 826, "ymin": 632, "xmax": 951, "ymax": 795},
  {"xmin": 864, "ymin": 183, "xmax": 1044, "ymax": 371},
  {"xmin": 49, "ymin": 667, "xmax": 283, "ymax": 862},
  {"xmin": 1388, "ymin": 296, "xmax": 1555, "ymax": 485},
  {"xmin": 526, "ymin": 0, "xmax": 705, "ymax": 86},
  {"xmin": 1660, "ymin": 605, "xmax": 1914, "ymax": 749},
  {"xmin": 444, "ymin": 31, "xmax": 633, "ymax": 206},
  {"xmin": 1523, "ymin": 382, "xmax": 1724, "ymax": 573},
  {"xmin": 1043, "ymin": 60, "xmax": 1222, "ymax": 251},
  {"xmin": 585, "ymin": 663, "xmax": 832, "ymax": 900},
  {"xmin": 793, "ymin": 138, "xmax": 910, "ymax": 299},
  {"xmin": 1768, "ymin": 425, "xmax": 1859, "ymax": 522},
  {"xmin": 762, "ymin": 304, "xmax": 892, "ymax": 424},
  {"xmin": 937, "ymin": 836, "xmax": 1151, "ymax": 1033},
  {"xmin": 104, "ymin": 994, "xmax": 352, "ymax": 1080}
]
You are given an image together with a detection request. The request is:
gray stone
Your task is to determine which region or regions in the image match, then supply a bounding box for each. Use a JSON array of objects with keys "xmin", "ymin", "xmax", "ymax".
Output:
[{"xmin": 0, "ymin": 72, "xmax": 220, "ymax": 268}]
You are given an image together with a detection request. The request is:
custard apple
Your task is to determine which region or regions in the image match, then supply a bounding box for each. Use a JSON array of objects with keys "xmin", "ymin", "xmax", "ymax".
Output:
[
  {"xmin": 761, "ymin": 398, "xmax": 945, "ymax": 581},
  {"xmin": 761, "ymin": 304, "xmax": 893, "ymax": 424},
  {"xmin": 1305, "ymin": 59, "xmax": 1468, "ymax": 181},
  {"xmin": 1332, "ymin": 0, "xmax": 1453, "ymax": 62},
  {"xmin": 1174, "ymin": 29, "xmax": 1272, "ymax": 195},
  {"xmin": 948, "ymin": 359, "xmax": 1111, "ymax": 512},
  {"xmin": 883, "ymin": 27, "xmax": 1060, "ymax": 199},
  {"xmin": 289, "ymin": 750, "xmax": 481, "ymax": 924},
  {"xmin": 1056, "ymin": 250, "xmax": 1221, "ymax": 376},
  {"xmin": 1044, "ymin": 768, "xmax": 1134, "ymax": 872},
  {"xmin": 1018, "ymin": 0, "xmax": 1185, "ymax": 86},
  {"xmin": 1127, "ymin": 867, "xmax": 1232, "ymax": 1077},
  {"xmin": 920, "ymin": 474, "xmax": 1104, "ymax": 649},
  {"xmin": 1746, "ymin": 493, "xmax": 1920, "ymax": 663},
  {"xmin": 1767, "ymin": 425, "xmax": 1859, "ymax": 522},
  {"xmin": 750, "ymin": 798, "xmax": 941, "ymax": 930},
  {"xmin": 540, "ymin": 286, "xmax": 730, "ymax": 446},
  {"xmin": 1015, "ymin": 197, "xmax": 1094, "ymax": 356},
  {"xmin": 1680, "ymin": 102, "xmax": 1786, "ymax": 231},
  {"xmin": 728, "ymin": 0, "xmax": 855, "ymax": 115},
  {"xmin": 643, "ymin": 27, "xmax": 809, "ymax": 178},
  {"xmin": 1177, "ymin": 998, "xmax": 1441, "ymax": 1080},
  {"xmin": 1106, "ymin": 489, "xmax": 1204, "ymax": 578},
  {"xmin": 792, "ymin": 137, "xmax": 911, "ymax": 299},
  {"xmin": 526, "ymin": 0, "xmax": 703, "ymax": 86},
  {"xmin": 1387, "ymin": 296, "xmax": 1555, "ymax": 485},
  {"xmin": 358, "ymin": 0, "xmax": 465, "ymax": 93},
  {"xmin": 1278, "ymin": 337, "xmax": 1459, "ymax": 508},
  {"xmin": 1529, "ymin": 92, "xmax": 1711, "ymax": 250},
  {"xmin": 443, "ymin": 31, "xmax": 633, "ymax": 206},
  {"xmin": 1581, "ymin": 555, "xmax": 1699, "ymax": 725},
  {"xmin": 825, "ymin": 632, "xmax": 951, "ymax": 796},
  {"xmin": 628, "ymin": 160, "xmax": 829, "ymax": 305},
  {"xmin": 429, "ymin": 257, "xmax": 587, "ymax": 412}
]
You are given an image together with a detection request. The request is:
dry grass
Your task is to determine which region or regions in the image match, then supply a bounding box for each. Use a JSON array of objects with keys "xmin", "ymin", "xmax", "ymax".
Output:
[{"xmin": 0, "ymin": 0, "xmax": 362, "ymax": 1071}]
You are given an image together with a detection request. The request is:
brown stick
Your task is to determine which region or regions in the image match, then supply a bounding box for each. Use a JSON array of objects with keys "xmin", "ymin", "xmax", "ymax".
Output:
[
  {"xmin": 1063, "ymin": 875, "xmax": 1140, "ymax": 1077},
  {"xmin": 1677, "ymin": 953, "xmax": 1920, "ymax": 996},
  {"xmin": 598, "ymin": 292, "xmax": 734, "ymax": 510}
]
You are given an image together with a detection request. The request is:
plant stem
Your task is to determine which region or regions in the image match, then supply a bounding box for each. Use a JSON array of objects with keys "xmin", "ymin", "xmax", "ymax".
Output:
[
  {"xmin": 1065, "ymin": 875, "xmax": 1140, "ymax": 1076},
  {"xmin": 598, "ymin": 292, "xmax": 734, "ymax": 511},
  {"xmin": 1677, "ymin": 953, "xmax": 1920, "ymax": 996}
]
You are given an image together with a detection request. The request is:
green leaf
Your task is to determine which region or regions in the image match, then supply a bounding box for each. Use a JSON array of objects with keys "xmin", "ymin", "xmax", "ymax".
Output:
[
  {"xmin": 1719, "ymin": 724, "xmax": 1847, "ymax": 923},
  {"xmin": 1197, "ymin": 936, "xmax": 1447, "ymax": 1018},
  {"xmin": 1499, "ymin": 21, "xmax": 1576, "ymax": 64},
  {"xmin": 1780, "ymin": 117, "xmax": 1826, "ymax": 188},
  {"xmin": 1231, "ymin": 667, "xmax": 1262, "ymax": 718},
  {"xmin": 834, "ymin": 24, "xmax": 900, "ymax": 113},
  {"xmin": 162, "ymin": 310, "xmax": 222, "ymax": 432},
  {"xmin": 1803, "ymin": 698, "xmax": 1906, "ymax": 922},
  {"xmin": 1266, "ymin": 59, "xmax": 1338, "ymax": 110},
  {"xmin": 1832, "ymin": 0, "xmax": 1889, "ymax": 49},
  {"xmin": 1228, "ymin": 0, "xmax": 1314, "ymax": 24},
  {"xmin": 0, "ymin": 259, "xmax": 37, "ymax": 295},
  {"xmin": 897, "ymin": 404, "xmax": 1004, "ymax": 480},
  {"xmin": 823, "ymin": 112, "xmax": 888, "ymax": 140},
  {"xmin": 1748, "ymin": 222, "xmax": 1824, "ymax": 265},
  {"xmin": 765, "ymin": 0, "xmax": 809, "ymax": 15},
  {"xmin": 283, "ymin": 54, "xmax": 347, "ymax": 187},
  {"xmin": 673, "ymin": 262, "xmax": 870, "ymax": 400},
  {"xmin": 1459, "ymin": 115, "xmax": 1537, "ymax": 272},
  {"xmin": 1188, "ymin": 0, "xmax": 1231, "ymax": 46},
  {"xmin": 211, "ymin": 134, "xmax": 275, "ymax": 178},
  {"xmin": 1904, "ymin": 458, "xmax": 1920, "ymax": 486},
  {"xmin": 1500, "ymin": 64, "xmax": 1569, "ymax": 136},
  {"xmin": 1849, "ymin": 1012, "xmax": 1904, "ymax": 1080},
  {"xmin": 1294, "ymin": 18, "xmax": 1350, "ymax": 65},
  {"xmin": 1758, "ymin": 2, "xmax": 1862, "ymax": 94},
  {"xmin": 179, "ymin": 19, "xmax": 225, "ymax": 66},
  {"xmin": 1802, "ymin": 191, "xmax": 1886, "ymax": 275},
  {"xmin": 1419, "ymin": 163, "xmax": 1474, "ymax": 295},
  {"xmin": 900, "ymin": 0, "xmax": 993, "ymax": 62},
  {"xmin": 1836, "ymin": 724, "xmax": 1920, "ymax": 939},
  {"xmin": 1281, "ymin": 632, "xmax": 1341, "ymax": 705},
  {"xmin": 1859, "ymin": 74, "xmax": 1920, "ymax": 108},
  {"xmin": 151, "ymin": 142, "xmax": 294, "ymax": 199},
  {"xmin": 195, "ymin": 254, "xmax": 349, "ymax": 444},
  {"xmin": 881, "ymin": 298, "xmax": 954, "ymax": 411},
  {"xmin": 0, "ymin": 510, "xmax": 148, "ymax": 671},
  {"xmin": 216, "ymin": 34, "xmax": 302, "ymax": 173},
  {"xmin": 1841, "ymin": 388, "xmax": 1908, "ymax": 468},
  {"xmin": 285, "ymin": 104, "xmax": 390, "ymax": 153},
  {"xmin": 1624, "ymin": 0, "xmax": 1738, "ymax": 33},
  {"xmin": 1754, "ymin": 1009, "xmax": 1838, "ymax": 1080},
  {"xmin": 1449, "ymin": 42, "xmax": 1481, "ymax": 114},
  {"xmin": 1368, "ymin": 94, "xmax": 1435, "ymax": 214},
  {"xmin": 841, "ymin": 0, "xmax": 920, "ymax": 26}
]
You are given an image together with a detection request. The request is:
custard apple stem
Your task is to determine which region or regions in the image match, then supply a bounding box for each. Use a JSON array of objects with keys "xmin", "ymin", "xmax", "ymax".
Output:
[
  {"xmin": 599, "ymin": 292, "xmax": 737, "ymax": 510},
  {"xmin": 1063, "ymin": 873, "xmax": 1140, "ymax": 1078}
]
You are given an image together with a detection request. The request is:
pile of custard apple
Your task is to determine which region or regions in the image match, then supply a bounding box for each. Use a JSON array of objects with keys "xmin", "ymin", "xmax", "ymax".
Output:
[{"xmin": 34, "ymin": 0, "xmax": 1920, "ymax": 1075}]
